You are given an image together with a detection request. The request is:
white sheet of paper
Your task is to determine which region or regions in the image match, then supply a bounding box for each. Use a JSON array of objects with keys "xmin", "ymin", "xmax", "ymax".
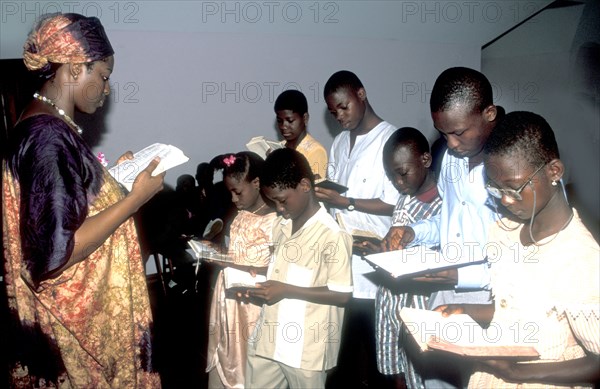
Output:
[{"xmin": 363, "ymin": 246, "xmax": 483, "ymax": 278}]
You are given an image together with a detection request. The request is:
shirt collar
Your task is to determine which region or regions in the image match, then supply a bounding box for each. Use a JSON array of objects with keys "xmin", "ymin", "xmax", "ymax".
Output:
[{"xmin": 279, "ymin": 204, "xmax": 328, "ymax": 238}]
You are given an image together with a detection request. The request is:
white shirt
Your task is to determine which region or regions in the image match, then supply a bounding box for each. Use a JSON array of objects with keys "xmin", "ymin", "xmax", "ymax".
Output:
[{"xmin": 328, "ymin": 121, "xmax": 399, "ymax": 299}]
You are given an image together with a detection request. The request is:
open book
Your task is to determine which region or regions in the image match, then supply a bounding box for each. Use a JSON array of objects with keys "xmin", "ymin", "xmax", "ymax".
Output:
[
  {"xmin": 108, "ymin": 143, "xmax": 189, "ymax": 191},
  {"xmin": 335, "ymin": 213, "xmax": 383, "ymax": 247},
  {"xmin": 399, "ymin": 308, "xmax": 540, "ymax": 359},
  {"xmin": 187, "ymin": 239, "xmax": 234, "ymax": 263},
  {"xmin": 246, "ymin": 136, "xmax": 284, "ymax": 159},
  {"xmin": 223, "ymin": 267, "xmax": 266, "ymax": 290},
  {"xmin": 363, "ymin": 246, "xmax": 485, "ymax": 279}
]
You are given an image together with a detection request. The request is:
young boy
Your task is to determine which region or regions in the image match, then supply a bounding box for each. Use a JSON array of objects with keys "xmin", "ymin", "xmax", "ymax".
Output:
[
  {"xmin": 245, "ymin": 148, "xmax": 353, "ymax": 389},
  {"xmin": 274, "ymin": 89, "xmax": 328, "ymax": 180},
  {"xmin": 316, "ymin": 70, "xmax": 399, "ymax": 387},
  {"xmin": 375, "ymin": 127, "xmax": 442, "ymax": 388}
]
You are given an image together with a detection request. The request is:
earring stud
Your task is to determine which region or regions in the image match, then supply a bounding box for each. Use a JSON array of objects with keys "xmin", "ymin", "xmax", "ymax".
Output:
[{"xmin": 552, "ymin": 180, "xmax": 557, "ymax": 186}]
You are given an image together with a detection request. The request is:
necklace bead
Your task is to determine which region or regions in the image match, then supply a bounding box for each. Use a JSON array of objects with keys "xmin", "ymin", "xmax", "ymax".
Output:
[{"xmin": 33, "ymin": 92, "xmax": 83, "ymax": 135}]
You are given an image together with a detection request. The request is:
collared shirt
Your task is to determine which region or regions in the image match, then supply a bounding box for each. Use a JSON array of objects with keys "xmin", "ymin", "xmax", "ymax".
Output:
[
  {"xmin": 470, "ymin": 210, "xmax": 600, "ymax": 388},
  {"xmin": 410, "ymin": 150, "xmax": 496, "ymax": 292},
  {"xmin": 328, "ymin": 121, "xmax": 399, "ymax": 299},
  {"xmin": 251, "ymin": 206, "xmax": 353, "ymax": 371}
]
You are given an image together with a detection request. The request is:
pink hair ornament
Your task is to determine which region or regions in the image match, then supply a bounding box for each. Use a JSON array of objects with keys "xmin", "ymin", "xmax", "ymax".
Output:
[{"xmin": 223, "ymin": 155, "xmax": 236, "ymax": 167}]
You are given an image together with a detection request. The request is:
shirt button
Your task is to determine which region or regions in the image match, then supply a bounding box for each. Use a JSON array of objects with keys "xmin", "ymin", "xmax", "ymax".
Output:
[
  {"xmin": 456, "ymin": 233, "xmax": 461, "ymax": 238},
  {"xmin": 500, "ymin": 299, "xmax": 507, "ymax": 308},
  {"xmin": 275, "ymin": 269, "xmax": 279, "ymax": 273},
  {"xmin": 363, "ymin": 179, "xmax": 366, "ymax": 183},
  {"xmin": 462, "ymin": 201, "xmax": 466, "ymax": 205}
]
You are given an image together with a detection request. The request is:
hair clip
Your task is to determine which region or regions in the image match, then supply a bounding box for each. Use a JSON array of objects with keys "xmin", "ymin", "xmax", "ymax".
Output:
[
  {"xmin": 97, "ymin": 152, "xmax": 109, "ymax": 167},
  {"xmin": 223, "ymin": 155, "xmax": 236, "ymax": 167}
]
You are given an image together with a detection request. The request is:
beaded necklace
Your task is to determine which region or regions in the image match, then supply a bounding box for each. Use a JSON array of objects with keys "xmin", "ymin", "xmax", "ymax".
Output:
[
  {"xmin": 33, "ymin": 92, "xmax": 83, "ymax": 134},
  {"xmin": 250, "ymin": 202, "xmax": 267, "ymax": 214}
]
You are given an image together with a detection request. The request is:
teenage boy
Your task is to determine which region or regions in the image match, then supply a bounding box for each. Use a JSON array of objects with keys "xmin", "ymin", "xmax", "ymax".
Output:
[
  {"xmin": 245, "ymin": 148, "xmax": 353, "ymax": 389},
  {"xmin": 274, "ymin": 89, "xmax": 328, "ymax": 180},
  {"xmin": 315, "ymin": 69, "xmax": 399, "ymax": 387},
  {"xmin": 387, "ymin": 67, "xmax": 503, "ymax": 387}
]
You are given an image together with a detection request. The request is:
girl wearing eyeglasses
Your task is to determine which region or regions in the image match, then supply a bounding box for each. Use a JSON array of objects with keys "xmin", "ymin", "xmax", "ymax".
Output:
[{"xmin": 464, "ymin": 111, "xmax": 600, "ymax": 387}]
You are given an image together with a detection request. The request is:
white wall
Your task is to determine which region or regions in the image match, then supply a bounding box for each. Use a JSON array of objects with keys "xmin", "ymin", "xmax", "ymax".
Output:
[
  {"xmin": 1, "ymin": 1, "xmax": 553, "ymax": 186},
  {"xmin": 79, "ymin": 29, "xmax": 480, "ymax": 186},
  {"xmin": 482, "ymin": 0, "xmax": 600, "ymax": 235}
]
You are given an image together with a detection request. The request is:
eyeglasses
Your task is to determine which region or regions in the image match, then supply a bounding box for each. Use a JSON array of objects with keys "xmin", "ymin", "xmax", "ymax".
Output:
[{"xmin": 486, "ymin": 164, "xmax": 546, "ymax": 201}]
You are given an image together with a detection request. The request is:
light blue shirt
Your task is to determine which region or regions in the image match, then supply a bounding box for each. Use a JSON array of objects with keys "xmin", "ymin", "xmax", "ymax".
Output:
[{"xmin": 410, "ymin": 150, "xmax": 497, "ymax": 293}]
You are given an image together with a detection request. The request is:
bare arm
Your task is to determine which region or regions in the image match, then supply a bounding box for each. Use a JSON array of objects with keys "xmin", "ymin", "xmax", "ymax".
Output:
[
  {"xmin": 48, "ymin": 158, "xmax": 165, "ymax": 278},
  {"xmin": 314, "ymin": 187, "xmax": 394, "ymax": 216},
  {"xmin": 248, "ymin": 280, "xmax": 351, "ymax": 307},
  {"xmin": 479, "ymin": 354, "xmax": 600, "ymax": 385}
]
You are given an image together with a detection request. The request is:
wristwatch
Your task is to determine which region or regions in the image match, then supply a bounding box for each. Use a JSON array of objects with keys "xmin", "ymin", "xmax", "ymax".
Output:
[{"xmin": 347, "ymin": 197, "xmax": 356, "ymax": 211}]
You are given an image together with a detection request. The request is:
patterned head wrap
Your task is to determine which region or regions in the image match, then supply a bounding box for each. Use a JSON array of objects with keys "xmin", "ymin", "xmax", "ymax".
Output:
[{"xmin": 23, "ymin": 13, "xmax": 114, "ymax": 72}]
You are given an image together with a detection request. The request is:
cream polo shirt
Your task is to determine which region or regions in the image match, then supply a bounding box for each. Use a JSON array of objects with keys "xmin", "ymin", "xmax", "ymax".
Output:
[
  {"xmin": 470, "ymin": 211, "xmax": 600, "ymax": 388},
  {"xmin": 250, "ymin": 206, "xmax": 353, "ymax": 371}
]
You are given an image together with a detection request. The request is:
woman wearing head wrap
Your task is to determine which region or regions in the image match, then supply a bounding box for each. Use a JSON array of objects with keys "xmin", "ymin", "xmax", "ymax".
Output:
[{"xmin": 3, "ymin": 13, "xmax": 163, "ymax": 387}]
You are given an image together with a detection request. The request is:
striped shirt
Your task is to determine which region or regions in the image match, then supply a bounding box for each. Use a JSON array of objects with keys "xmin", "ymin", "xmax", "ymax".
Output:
[{"xmin": 376, "ymin": 184, "xmax": 442, "ymax": 380}]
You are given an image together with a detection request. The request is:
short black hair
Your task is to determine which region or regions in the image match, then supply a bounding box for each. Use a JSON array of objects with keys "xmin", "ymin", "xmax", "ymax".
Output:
[
  {"xmin": 216, "ymin": 151, "xmax": 264, "ymax": 182},
  {"xmin": 260, "ymin": 148, "xmax": 314, "ymax": 190},
  {"xmin": 274, "ymin": 90, "xmax": 308, "ymax": 115},
  {"xmin": 324, "ymin": 70, "xmax": 364, "ymax": 98},
  {"xmin": 383, "ymin": 127, "xmax": 430, "ymax": 161},
  {"xmin": 176, "ymin": 174, "xmax": 195, "ymax": 188},
  {"xmin": 430, "ymin": 67, "xmax": 493, "ymax": 114},
  {"xmin": 195, "ymin": 162, "xmax": 214, "ymax": 188},
  {"xmin": 484, "ymin": 111, "xmax": 559, "ymax": 166}
]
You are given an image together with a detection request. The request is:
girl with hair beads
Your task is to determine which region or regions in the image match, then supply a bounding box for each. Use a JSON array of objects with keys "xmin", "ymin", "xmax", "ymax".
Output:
[{"xmin": 205, "ymin": 152, "xmax": 277, "ymax": 389}]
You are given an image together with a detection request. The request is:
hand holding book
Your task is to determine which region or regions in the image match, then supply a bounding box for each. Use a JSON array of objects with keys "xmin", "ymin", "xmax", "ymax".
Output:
[
  {"xmin": 108, "ymin": 143, "xmax": 189, "ymax": 191},
  {"xmin": 245, "ymin": 136, "xmax": 284, "ymax": 159},
  {"xmin": 399, "ymin": 307, "xmax": 540, "ymax": 359}
]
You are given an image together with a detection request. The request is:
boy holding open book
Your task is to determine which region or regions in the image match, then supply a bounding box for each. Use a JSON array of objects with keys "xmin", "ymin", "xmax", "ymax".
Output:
[
  {"xmin": 245, "ymin": 148, "xmax": 352, "ymax": 389},
  {"xmin": 370, "ymin": 127, "xmax": 442, "ymax": 388}
]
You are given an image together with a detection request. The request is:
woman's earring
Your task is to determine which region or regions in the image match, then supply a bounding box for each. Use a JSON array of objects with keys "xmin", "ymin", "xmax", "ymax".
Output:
[{"xmin": 551, "ymin": 180, "xmax": 557, "ymax": 186}]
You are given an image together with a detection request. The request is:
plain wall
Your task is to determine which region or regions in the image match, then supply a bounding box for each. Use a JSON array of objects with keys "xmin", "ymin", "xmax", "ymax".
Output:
[
  {"xmin": 77, "ymin": 29, "xmax": 480, "ymax": 185},
  {"xmin": 1, "ymin": 0, "xmax": 553, "ymax": 187},
  {"xmin": 482, "ymin": 0, "xmax": 600, "ymax": 234}
]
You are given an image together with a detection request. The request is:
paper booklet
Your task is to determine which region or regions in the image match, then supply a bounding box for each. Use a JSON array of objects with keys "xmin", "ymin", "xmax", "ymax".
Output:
[
  {"xmin": 245, "ymin": 136, "xmax": 284, "ymax": 159},
  {"xmin": 108, "ymin": 143, "xmax": 189, "ymax": 191},
  {"xmin": 362, "ymin": 246, "xmax": 485, "ymax": 279},
  {"xmin": 314, "ymin": 178, "xmax": 349, "ymax": 194},
  {"xmin": 399, "ymin": 308, "xmax": 540, "ymax": 359},
  {"xmin": 223, "ymin": 267, "xmax": 266, "ymax": 290},
  {"xmin": 187, "ymin": 239, "xmax": 234, "ymax": 263}
]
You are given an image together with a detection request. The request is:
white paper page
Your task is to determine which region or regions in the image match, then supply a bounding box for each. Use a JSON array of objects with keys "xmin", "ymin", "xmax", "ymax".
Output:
[
  {"xmin": 108, "ymin": 143, "xmax": 189, "ymax": 191},
  {"xmin": 223, "ymin": 267, "xmax": 266, "ymax": 289},
  {"xmin": 363, "ymin": 246, "xmax": 482, "ymax": 278}
]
